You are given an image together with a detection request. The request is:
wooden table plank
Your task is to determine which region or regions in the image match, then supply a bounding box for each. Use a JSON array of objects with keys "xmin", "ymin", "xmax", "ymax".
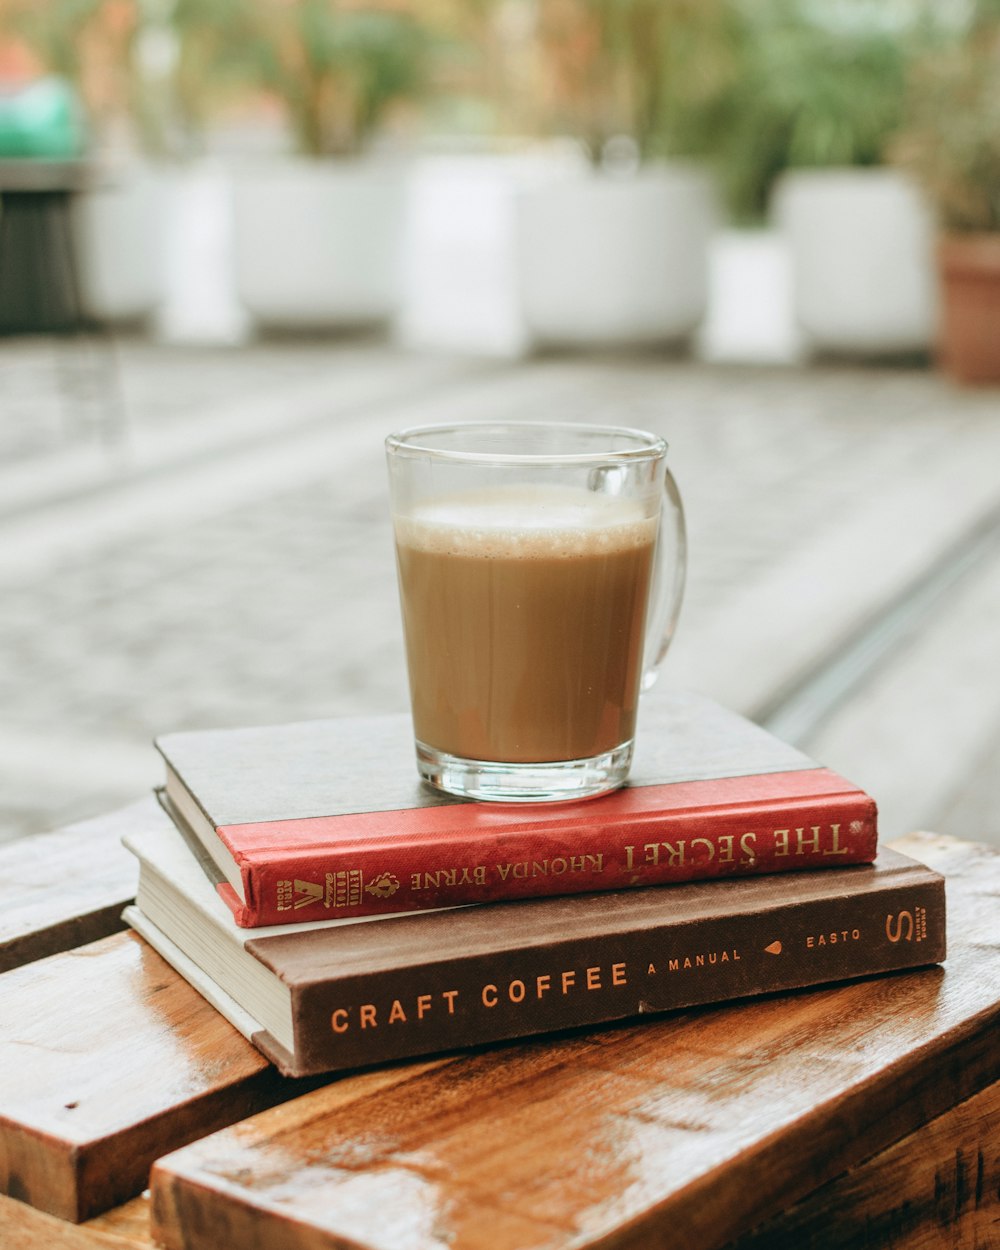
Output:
[
  {"xmin": 726, "ymin": 1077, "xmax": 1000, "ymax": 1249},
  {"xmin": 13, "ymin": 1040, "xmax": 1000, "ymax": 1250},
  {"xmin": 147, "ymin": 832, "xmax": 1000, "ymax": 1250},
  {"xmin": 0, "ymin": 1192, "xmax": 150, "ymax": 1250},
  {"xmin": 0, "ymin": 799, "xmax": 160, "ymax": 973},
  {"xmin": 0, "ymin": 931, "xmax": 319, "ymax": 1222},
  {"xmin": 83, "ymin": 1197, "xmax": 154, "ymax": 1248}
]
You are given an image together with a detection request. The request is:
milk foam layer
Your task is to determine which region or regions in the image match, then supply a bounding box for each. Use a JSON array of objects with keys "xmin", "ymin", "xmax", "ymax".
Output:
[{"xmin": 394, "ymin": 484, "xmax": 657, "ymax": 558}]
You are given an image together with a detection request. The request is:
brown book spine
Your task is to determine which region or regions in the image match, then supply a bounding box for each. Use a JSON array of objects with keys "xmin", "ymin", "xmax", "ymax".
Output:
[
  {"xmin": 267, "ymin": 868, "xmax": 943, "ymax": 1077},
  {"xmin": 221, "ymin": 771, "xmax": 878, "ymax": 925}
]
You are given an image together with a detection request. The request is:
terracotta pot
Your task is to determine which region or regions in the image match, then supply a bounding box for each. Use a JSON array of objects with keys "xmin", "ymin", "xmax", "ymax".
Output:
[{"xmin": 937, "ymin": 233, "xmax": 1000, "ymax": 384}]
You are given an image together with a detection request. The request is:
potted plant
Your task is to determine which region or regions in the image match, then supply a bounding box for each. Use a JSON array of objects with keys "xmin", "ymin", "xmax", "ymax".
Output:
[
  {"xmin": 892, "ymin": 4, "xmax": 1000, "ymax": 383},
  {"xmin": 511, "ymin": 0, "xmax": 722, "ymax": 350},
  {"xmin": 184, "ymin": 0, "xmax": 428, "ymax": 331},
  {"xmin": 701, "ymin": 0, "xmax": 937, "ymax": 357}
]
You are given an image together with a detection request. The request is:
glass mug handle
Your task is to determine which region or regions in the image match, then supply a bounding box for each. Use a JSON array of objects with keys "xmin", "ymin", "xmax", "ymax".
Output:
[{"xmin": 642, "ymin": 464, "xmax": 687, "ymax": 690}]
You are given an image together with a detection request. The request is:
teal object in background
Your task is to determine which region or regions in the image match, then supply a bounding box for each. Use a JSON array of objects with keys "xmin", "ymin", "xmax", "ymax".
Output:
[{"xmin": 0, "ymin": 77, "xmax": 86, "ymax": 159}]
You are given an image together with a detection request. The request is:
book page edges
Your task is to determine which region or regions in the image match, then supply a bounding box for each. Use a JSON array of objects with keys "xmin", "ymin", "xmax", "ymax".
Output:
[
  {"xmin": 161, "ymin": 774, "xmax": 246, "ymax": 901},
  {"xmin": 125, "ymin": 819, "xmax": 458, "ymax": 942}
]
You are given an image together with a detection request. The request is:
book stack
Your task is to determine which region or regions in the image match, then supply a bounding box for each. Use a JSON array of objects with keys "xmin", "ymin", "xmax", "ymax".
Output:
[{"xmin": 123, "ymin": 688, "xmax": 946, "ymax": 1078}]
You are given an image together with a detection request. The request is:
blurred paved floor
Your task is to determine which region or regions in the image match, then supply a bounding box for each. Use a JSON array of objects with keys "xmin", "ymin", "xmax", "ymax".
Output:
[{"xmin": 2, "ymin": 334, "xmax": 1000, "ymax": 847}]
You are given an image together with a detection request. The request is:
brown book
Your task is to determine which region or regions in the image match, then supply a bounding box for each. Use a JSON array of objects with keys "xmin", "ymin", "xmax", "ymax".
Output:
[
  {"xmin": 123, "ymin": 817, "xmax": 944, "ymax": 1079},
  {"xmin": 155, "ymin": 689, "xmax": 878, "ymax": 926}
]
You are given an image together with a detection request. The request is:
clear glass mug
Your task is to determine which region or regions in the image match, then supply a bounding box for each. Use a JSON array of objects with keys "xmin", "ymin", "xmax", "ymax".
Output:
[{"xmin": 385, "ymin": 422, "xmax": 686, "ymax": 802}]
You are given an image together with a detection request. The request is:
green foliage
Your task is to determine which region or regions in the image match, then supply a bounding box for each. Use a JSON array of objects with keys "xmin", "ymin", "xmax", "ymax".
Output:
[
  {"xmin": 892, "ymin": 4, "xmax": 1000, "ymax": 232},
  {"xmin": 584, "ymin": 0, "xmax": 673, "ymax": 161},
  {"xmin": 532, "ymin": 0, "xmax": 916, "ymax": 204},
  {"xmin": 173, "ymin": 0, "xmax": 429, "ymax": 157},
  {"xmin": 681, "ymin": 0, "xmax": 918, "ymax": 222},
  {"xmin": 535, "ymin": 0, "xmax": 731, "ymax": 166},
  {"xmin": 614, "ymin": 0, "xmax": 734, "ymax": 165}
]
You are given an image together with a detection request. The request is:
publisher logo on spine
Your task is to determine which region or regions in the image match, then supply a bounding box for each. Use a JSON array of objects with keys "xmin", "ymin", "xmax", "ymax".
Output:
[
  {"xmin": 885, "ymin": 905, "xmax": 928, "ymax": 943},
  {"xmin": 293, "ymin": 879, "xmax": 324, "ymax": 910},
  {"xmin": 277, "ymin": 870, "xmax": 400, "ymax": 911}
]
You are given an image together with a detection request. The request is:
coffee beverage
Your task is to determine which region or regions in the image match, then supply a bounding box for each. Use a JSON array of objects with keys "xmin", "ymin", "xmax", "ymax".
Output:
[
  {"xmin": 393, "ymin": 483, "xmax": 657, "ymax": 764},
  {"xmin": 386, "ymin": 419, "xmax": 685, "ymax": 801}
]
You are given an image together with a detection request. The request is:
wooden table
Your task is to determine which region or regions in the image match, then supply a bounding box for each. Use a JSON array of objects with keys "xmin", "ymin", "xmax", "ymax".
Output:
[{"xmin": 1, "ymin": 803, "xmax": 998, "ymax": 1249}]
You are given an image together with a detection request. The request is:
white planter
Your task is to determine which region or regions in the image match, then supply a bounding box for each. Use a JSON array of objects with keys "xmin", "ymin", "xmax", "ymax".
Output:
[
  {"xmin": 773, "ymin": 168, "xmax": 937, "ymax": 354},
  {"xmin": 515, "ymin": 165, "xmax": 715, "ymax": 348},
  {"xmin": 73, "ymin": 163, "xmax": 167, "ymax": 323},
  {"xmin": 232, "ymin": 158, "xmax": 405, "ymax": 329},
  {"xmin": 394, "ymin": 152, "xmax": 584, "ymax": 358},
  {"xmin": 697, "ymin": 229, "xmax": 806, "ymax": 365},
  {"xmin": 155, "ymin": 162, "xmax": 251, "ymax": 346}
]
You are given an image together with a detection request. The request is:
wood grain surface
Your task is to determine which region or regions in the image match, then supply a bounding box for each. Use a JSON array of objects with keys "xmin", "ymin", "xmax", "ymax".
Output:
[
  {"xmin": 0, "ymin": 798, "xmax": 161, "ymax": 973},
  {"xmin": 0, "ymin": 931, "xmax": 317, "ymax": 1222},
  {"xmin": 0, "ymin": 1192, "xmax": 151, "ymax": 1250},
  {"xmin": 8, "ymin": 1023, "xmax": 999, "ymax": 1250},
  {"xmin": 726, "ymin": 1077, "xmax": 1000, "ymax": 1249},
  {"xmin": 149, "ymin": 832, "xmax": 1000, "ymax": 1250},
  {"xmin": 85, "ymin": 1196, "xmax": 155, "ymax": 1247}
]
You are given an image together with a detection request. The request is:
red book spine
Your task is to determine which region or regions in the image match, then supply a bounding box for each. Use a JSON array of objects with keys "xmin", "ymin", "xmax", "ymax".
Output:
[{"xmin": 215, "ymin": 769, "xmax": 878, "ymax": 927}]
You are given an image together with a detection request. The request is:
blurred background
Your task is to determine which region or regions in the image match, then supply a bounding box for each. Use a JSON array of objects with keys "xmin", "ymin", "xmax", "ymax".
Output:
[{"xmin": 1, "ymin": 0, "xmax": 999, "ymax": 847}]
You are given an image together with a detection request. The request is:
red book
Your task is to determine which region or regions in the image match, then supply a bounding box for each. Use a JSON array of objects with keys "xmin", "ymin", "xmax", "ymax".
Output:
[{"xmin": 155, "ymin": 690, "xmax": 878, "ymax": 927}]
